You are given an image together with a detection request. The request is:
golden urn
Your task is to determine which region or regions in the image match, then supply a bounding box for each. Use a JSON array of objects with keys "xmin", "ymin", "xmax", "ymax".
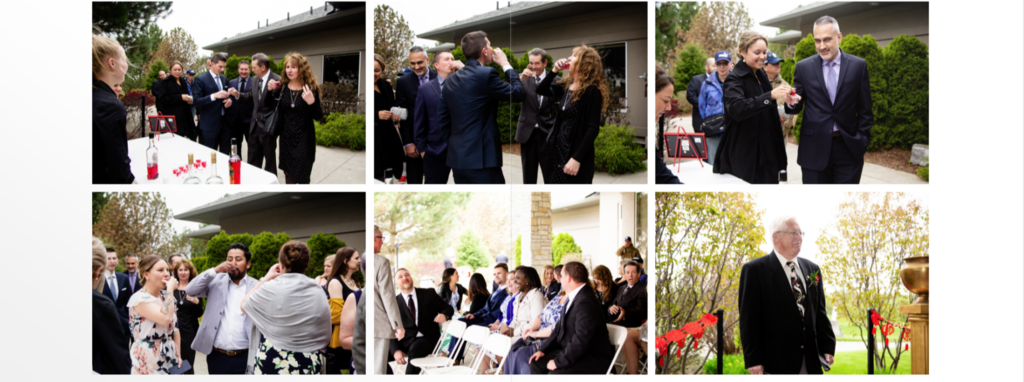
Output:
[{"xmin": 900, "ymin": 256, "xmax": 929, "ymax": 305}]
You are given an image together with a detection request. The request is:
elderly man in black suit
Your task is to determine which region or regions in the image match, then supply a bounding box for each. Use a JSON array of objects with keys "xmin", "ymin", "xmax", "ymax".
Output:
[
  {"xmin": 739, "ymin": 216, "xmax": 836, "ymax": 374},
  {"xmin": 439, "ymin": 30, "xmax": 525, "ymax": 184},
  {"xmin": 395, "ymin": 46, "xmax": 435, "ymax": 184},
  {"xmin": 685, "ymin": 57, "xmax": 715, "ymax": 133},
  {"xmin": 784, "ymin": 15, "xmax": 873, "ymax": 184},
  {"xmin": 389, "ymin": 268, "xmax": 454, "ymax": 374},
  {"xmin": 608, "ymin": 261, "xmax": 646, "ymax": 328},
  {"xmin": 515, "ymin": 48, "xmax": 560, "ymax": 184},
  {"xmin": 234, "ymin": 53, "xmax": 280, "ymax": 173},
  {"xmin": 413, "ymin": 50, "xmax": 464, "ymax": 184},
  {"xmin": 528, "ymin": 262, "xmax": 614, "ymax": 374}
]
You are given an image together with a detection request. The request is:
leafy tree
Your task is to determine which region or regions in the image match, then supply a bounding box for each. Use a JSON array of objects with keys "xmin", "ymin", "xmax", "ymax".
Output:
[
  {"xmin": 143, "ymin": 59, "xmax": 170, "ymax": 94},
  {"xmin": 374, "ymin": 192, "xmax": 472, "ymax": 261},
  {"xmin": 307, "ymin": 232, "xmax": 346, "ymax": 278},
  {"xmin": 92, "ymin": 192, "xmax": 177, "ymax": 260},
  {"xmin": 93, "ymin": 2, "xmax": 171, "ymax": 90},
  {"xmin": 151, "ymin": 27, "xmax": 199, "ymax": 72},
  {"xmin": 453, "ymin": 192, "xmax": 512, "ymax": 258},
  {"xmin": 655, "ymin": 192, "xmax": 765, "ymax": 374},
  {"xmin": 684, "ymin": 2, "xmax": 753, "ymax": 58},
  {"xmin": 656, "ymin": 2, "xmax": 700, "ymax": 67},
  {"xmin": 248, "ymin": 232, "xmax": 290, "ymax": 279},
  {"xmin": 204, "ymin": 231, "xmax": 233, "ymax": 265},
  {"xmin": 818, "ymin": 192, "xmax": 927, "ymax": 374},
  {"xmin": 551, "ymin": 233, "xmax": 581, "ymax": 266},
  {"xmin": 455, "ymin": 229, "xmax": 489, "ymax": 272},
  {"xmin": 121, "ymin": 24, "xmax": 165, "ymax": 91},
  {"xmin": 514, "ymin": 235, "xmax": 522, "ymax": 267},
  {"xmin": 92, "ymin": 192, "xmax": 109, "ymax": 225},
  {"xmin": 374, "ymin": 4, "xmax": 415, "ymax": 84},
  {"xmin": 672, "ymin": 42, "xmax": 707, "ymax": 115}
]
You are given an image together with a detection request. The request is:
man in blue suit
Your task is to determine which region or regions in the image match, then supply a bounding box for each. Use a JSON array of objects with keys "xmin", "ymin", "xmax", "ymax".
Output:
[
  {"xmin": 193, "ymin": 53, "xmax": 234, "ymax": 155},
  {"xmin": 101, "ymin": 248, "xmax": 132, "ymax": 342},
  {"xmin": 784, "ymin": 16, "xmax": 873, "ymax": 184},
  {"xmin": 395, "ymin": 46, "xmax": 435, "ymax": 184},
  {"xmin": 227, "ymin": 60, "xmax": 254, "ymax": 153},
  {"xmin": 414, "ymin": 50, "xmax": 464, "ymax": 184},
  {"xmin": 438, "ymin": 30, "xmax": 525, "ymax": 184}
]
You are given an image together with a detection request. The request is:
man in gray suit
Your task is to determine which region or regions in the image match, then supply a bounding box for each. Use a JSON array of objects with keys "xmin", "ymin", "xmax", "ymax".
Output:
[
  {"xmin": 233, "ymin": 53, "xmax": 280, "ymax": 173},
  {"xmin": 353, "ymin": 283, "xmax": 367, "ymax": 374},
  {"xmin": 374, "ymin": 225, "xmax": 404, "ymax": 375},
  {"xmin": 185, "ymin": 243, "xmax": 259, "ymax": 374},
  {"xmin": 515, "ymin": 48, "xmax": 560, "ymax": 184}
]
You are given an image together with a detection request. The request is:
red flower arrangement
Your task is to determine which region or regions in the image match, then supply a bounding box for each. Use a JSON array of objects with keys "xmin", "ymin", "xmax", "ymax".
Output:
[
  {"xmin": 869, "ymin": 311, "xmax": 912, "ymax": 351},
  {"xmin": 656, "ymin": 313, "xmax": 719, "ymax": 363}
]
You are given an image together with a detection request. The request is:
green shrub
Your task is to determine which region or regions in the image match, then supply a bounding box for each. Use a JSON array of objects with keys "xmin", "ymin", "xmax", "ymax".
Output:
[
  {"xmin": 248, "ymin": 232, "xmax": 290, "ymax": 279},
  {"xmin": 204, "ymin": 231, "xmax": 232, "ymax": 265},
  {"xmin": 306, "ymin": 232, "xmax": 346, "ymax": 278},
  {"xmin": 190, "ymin": 256, "xmax": 209, "ymax": 274},
  {"xmin": 144, "ymin": 59, "xmax": 169, "ymax": 93},
  {"xmin": 840, "ymin": 34, "xmax": 888, "ymax": 151},
  {"xmin": 315, "ymin": 112, "xmax": 366, "ymax": 150},
  {"xmin": 917, "ymin": 166, "xmax": 928, "ymax": 181},
  {"xmin": 880, "ymin": 35, "xmax": 928, "ymax": 150},
  {"xmin": 780, "ymin": 58, "xmax": 796, "ymax": 86},
  {"xmin": 514, "ymin": 235, "xmax": 522, "ymax": 267},
  {"xmin": 552, "ymin": 233, "xmax": 581, "ymax": 266},
  {"xmin": 595, "ymin": 124, "xmax": 647, "ymax": 175},
  {"xmin": 672, "ymin": 43, "xmax": 706, "ymax": 94}
]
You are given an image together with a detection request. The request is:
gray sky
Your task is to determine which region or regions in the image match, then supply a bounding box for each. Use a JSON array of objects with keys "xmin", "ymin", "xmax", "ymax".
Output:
[
  {"xmin": 382, "ymin": 0, "xmax": 513, "ymax": 48},
  {"xmin": 156, "ymin": 1, "xmax": 325, "ymax": 56},
  {"xmin": 158, "ymin": 190, "xmax": 236, "ymax": 234}
]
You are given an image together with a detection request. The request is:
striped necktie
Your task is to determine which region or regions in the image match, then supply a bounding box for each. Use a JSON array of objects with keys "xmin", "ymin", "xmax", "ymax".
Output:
[{"xmin": 787, "ymin": 261, "xmax": 805, "ymax": 317}]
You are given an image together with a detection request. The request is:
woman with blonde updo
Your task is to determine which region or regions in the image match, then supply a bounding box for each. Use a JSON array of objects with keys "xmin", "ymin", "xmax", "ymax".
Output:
[
  {"xmin": 241, "ymin": 241, "xmax": 331, "ymax": 374},
  {"xmin": 92, "ymin": 35, "xmax": 134, "ymax": 184},
  {"xmin": 264, "ymin": 53, "xmax": 323, "ymax": 184},
  {"xmin": 93, "ymin": 237, "xmax": 130, "ymax": 374}
]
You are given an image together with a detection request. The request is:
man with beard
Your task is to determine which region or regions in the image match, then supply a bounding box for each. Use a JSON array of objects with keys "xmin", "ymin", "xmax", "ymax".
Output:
[{"xmin": 186, "ymin": 243, "xmax": 259, "ymax": 374}]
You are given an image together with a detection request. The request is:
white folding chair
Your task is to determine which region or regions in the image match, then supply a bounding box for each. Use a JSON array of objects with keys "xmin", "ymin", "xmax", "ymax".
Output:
[
  {"xmin": 410, "ymin": 320, "xmax": 467, "ymax": 372},
  {"xmin": 424, "ymin": 326, "xmax": 495, "ymax": 375},
  {"xmin": 606, "ymin": 324, "xmax": 628, "ymax": 374}
]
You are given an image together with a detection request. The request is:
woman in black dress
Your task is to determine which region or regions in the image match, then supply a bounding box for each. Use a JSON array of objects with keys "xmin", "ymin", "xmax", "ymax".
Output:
[
  {"xmin": 466, "ymin": 273, "xmax": 490, "ymax": 315},
  {"xmin": 265, "ymin": 52, "xmax": 323, "ymax": 184},
  {"xmin": 326, "ymin": 247, "xmax": 363, "ymax": 374},
  {"xmin": 713, "ymin": 31, "xmax": 791, "ymax": 184},
  {"xmin": 536, "ymin": 45, "xmax": 608, "ymax": 184},
  {"xmin": 159, "ymin": 61, "xmax": 197, "ymax": 141},
  {"xmin": 92, "ymin": 35, "xmax": 134, "ymax": 184},
  {"xmin": 437, "ymin": 268, "xmax": 468, "ymax": 313},
  {"xmin": 373, "ymin": 54, "xmax": 403, "ymax": 182},
  {"xmin": 171, "ymin": 258, "xmax": 203, "ymax": 374}
]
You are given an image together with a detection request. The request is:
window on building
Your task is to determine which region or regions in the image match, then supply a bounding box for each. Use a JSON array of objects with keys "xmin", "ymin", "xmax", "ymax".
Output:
[
  {"xmin": 594, "ymin": 42, "xmax": 627, "ymax": 110},
  {"xmin": 323, "ymin": 52, "xmax": 361, "ymax": 87}
]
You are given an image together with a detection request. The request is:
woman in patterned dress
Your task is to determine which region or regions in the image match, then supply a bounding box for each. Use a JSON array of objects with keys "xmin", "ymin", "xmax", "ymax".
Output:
[
  {"xmin": 127, "ymin": 256, "xmax": 181, "ymax": 375},
  {"xmin": 171, "ymin": 258, "xmax": 203, "ymax": 374},
  {"xmin": 535, "ymin": 45, "xmax": 608, "ymax": 184},
  {"xmin": 504, "ymin": 291, "xmax": 568, "ymax": 374},
  {"xmin": 265, "ymin": 52, "xmax": 323, "ymax": 184}
]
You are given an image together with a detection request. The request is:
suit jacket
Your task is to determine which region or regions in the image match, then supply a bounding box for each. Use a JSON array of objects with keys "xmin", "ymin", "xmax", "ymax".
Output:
[
  {"xmin": 396, "ymin": 69, "xmax": 436, "ymax": 148},
  {"xmin": 609, "ymin": 283, "xmax": 646, "ymax": 328},
  {"xmin": 192, "ymin": 71, "xmax": 230, "ymax": 132},
  {"xmin": 391, "ymin": 288, "xmax": 454, "ymax": 352},
  {"xmin": 237, "ymin": 71, "xmax": 281, "ymax": 135},
  {"xmin": 535, "ymin": 72, "xmax": 603, "ymax": 183},
  {"xmin": 784, "ymin": 50, "xmax": 873, "ymax": 171},
  {"xmin": 539, "ymin": 284, "xmax": 615, "ymax": 370},
  {"xmin": 93, "ymin": 289, "xmax": 130, "ymax": 374},
  {"xmin": 374, "ymin": 254, "xmax": 403, "ymax": 339},
  {"xmin": 123, "ymin": 271, "xmax": 143, "ymax": 295},
  {"xmin": 515, "ymin": 70, "xmax": 561, "ymax": 143},
  {"xmin": 413, "ymin": 77, "xmax": 446, "ymax": 156},
  {"xmin": 439, "ymin": 59, "xmax": 524, "ymax": 170},
  {"xmin": 227, "ymin": 75, "xmax": 255, "ymax": 125},
  {"xmin": 353, "ymin": 292, "xmax": 367, "ymax": 374},
  {"xmin": 686, "ymin": 73, "xmax": 708, "ymax": 131},
  {"xmin": 738, "ymin": 252, "xmax": 836, "ymax": 374},
  {"xmin": 101, "ymin": 271, "xmax": 132, "ymax": 335},
  {"xmin": 467, "ymin": 286, "xmax": 508, "ymax": 325},
  {"xmin": 437, "ymin": 283, "xmax": 467, "ymax": 311},
  {"xmin": 152, "ymin": 79, "xmax": 165, "ymax": 113},
  {"xmin": 184, "ymin": 269, "xmax": 258, "ymax": 354}
]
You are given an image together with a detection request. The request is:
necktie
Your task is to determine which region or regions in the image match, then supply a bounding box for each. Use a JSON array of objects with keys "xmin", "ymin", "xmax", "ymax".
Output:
[
  {"xmin": 214, "ymin": 74, "xmax": 224, "ymax": 115},
  {"xmin": 826, "ymin": 61, "xmax": 837, "ymax": 105},
  {"xmin": 407, "ymin": 295, "xmax": 416, "ymax": 326},
  {"xmin": 240, "ymin": 78, "xmax": 246, "ymax": 93},
  {"xmin": 537, "ymin": 77, "xmax": 543, "ymax": 106},
  {"xmin": 786, "ymin": 261, "xmax": 805, "ymax": 317},
  {"xmin": 108, "ymin": 275, "xmax": 118, "ymax": 300},
  {"xmin": 257, "ymin": 78, "xmax": 264, "ymax": 101},
  {"xmin": 129, "ymin": 273, "xmax": 135, "ymax": 291},
  {"xmin": 419, "ymin": 75, "xmax": 428, "ymax": 87}
]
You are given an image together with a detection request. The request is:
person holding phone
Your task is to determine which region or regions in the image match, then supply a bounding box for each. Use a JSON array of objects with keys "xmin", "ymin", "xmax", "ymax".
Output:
[
  {"xmin": 127, "ymin": 256, "xmax": 181, "ymax": 375},
  {"xmin": 535, "ymin": 45, "xmax": 607, "ymax": 184},
  {"xmin": 265, "ymin": 53, "xmax": 323, "ymax": 184}
]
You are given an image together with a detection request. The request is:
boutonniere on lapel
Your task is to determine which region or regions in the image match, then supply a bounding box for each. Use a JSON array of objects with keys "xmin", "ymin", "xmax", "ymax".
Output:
[{"xmin": 806, "ymin": 270, "xmax": 821, "ymax": 288}]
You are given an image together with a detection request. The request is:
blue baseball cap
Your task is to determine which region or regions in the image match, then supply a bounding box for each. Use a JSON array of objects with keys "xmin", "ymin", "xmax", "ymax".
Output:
[
  {"xmin": 766, "ymin": 50, "xmax": 783, "ymax": 65},
  {"xmin": 714, "ymin": 50, "xmax": 732, "ymax": 63},
  {"xmin": 398, "ymin": 68, "xmax": 413, "ymax": 77},
  {"xmin": 186, "ymin": 69, "xmax": 196, "ymax": 75}
]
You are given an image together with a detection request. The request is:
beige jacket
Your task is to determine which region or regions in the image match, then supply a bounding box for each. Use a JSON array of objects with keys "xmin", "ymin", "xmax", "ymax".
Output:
[{"xmin": 509, "ymin": 288, "xmax": 549, "ymax": 338}]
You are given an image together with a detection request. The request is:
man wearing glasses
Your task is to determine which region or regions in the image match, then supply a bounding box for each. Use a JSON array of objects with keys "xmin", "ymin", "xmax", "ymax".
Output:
[{"xmin": 738, "ymin": 216, "xmax": 836, "ymax": 375}]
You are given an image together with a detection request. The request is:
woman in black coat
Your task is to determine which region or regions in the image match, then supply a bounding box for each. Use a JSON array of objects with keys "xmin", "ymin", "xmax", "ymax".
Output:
[
  {"xmin": 437, "ymin": 268, "xmax": 468, "ymax": 313},
  {"xmin": 265, "ymin": 53, "xmax": 323, "ymax": 184},
  {"xmin": 374, "ymin": 54, "xmax": 404, "ymax": 182},
  {"xmin": 92, "ymin": 36, "xmax": 134, "ymax": 184},
  {"xmin": 713, "ymin": 31, "xmax": 792, "ymax": 184},
  {"xmin": 465, "ymin": 273, "xmax": 490, "ymax": 314},
  {"xmin": 536, "ymin": 45, "xmax": 607, "ymax": 184},
  {"xmin": 159, "ymin": 61, "xmax": 198, "ymax": 141}
]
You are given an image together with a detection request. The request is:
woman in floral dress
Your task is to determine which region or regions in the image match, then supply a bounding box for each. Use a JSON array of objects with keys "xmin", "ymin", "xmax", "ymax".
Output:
[
  {"xmin": 504, "ymin": 291, "xmax": 567, "ymax": 374},
  {"xmin": 127, "ymin": 256, "xmax": 181, "ymax": 375}
]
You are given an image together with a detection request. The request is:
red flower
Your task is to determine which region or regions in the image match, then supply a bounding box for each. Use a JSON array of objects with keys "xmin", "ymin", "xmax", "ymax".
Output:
[
  {"xmin": 683, "ymin": 322, "xmax": 704, "ymax": 339},
  {"xmin": 693, "ymin": 340, "xmax": 699, "ymax": 349},
  {"xmin": 677, "ymin": 347, "xmax": 682, "ymax": 358},
  {"xmin": 659, "ymin": 357, "xmax": 665, "ymax": 367},
  {"xmin": 700, "ymin": 313, "xmax": 718, "ymax": 327}
]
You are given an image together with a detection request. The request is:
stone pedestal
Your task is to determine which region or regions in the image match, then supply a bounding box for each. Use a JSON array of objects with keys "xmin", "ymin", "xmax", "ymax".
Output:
[{"xmin": 899, "ymin": 304, "xmax": 929, "ymax": 374}]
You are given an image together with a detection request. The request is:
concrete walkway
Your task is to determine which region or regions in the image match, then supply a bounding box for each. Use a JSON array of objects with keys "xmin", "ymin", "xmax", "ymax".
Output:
[
  {"xmin": 234, "ymin": 142, "xmax": 365, "ymax": 184},
  {"xmin": 665, "ymin": 116, "xmax": 926, "ymax": 184},
  {"xmin": 502, "ymin": 152, "xmax": 648, "ymax": 184}
]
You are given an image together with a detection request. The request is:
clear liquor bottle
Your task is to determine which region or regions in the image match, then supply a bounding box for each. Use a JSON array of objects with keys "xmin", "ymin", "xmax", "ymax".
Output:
[
  {"xmin": 183, "ymin": 153, "xmax": 201, "ymax": 184},
  {"xmin": 205, "ymin": 152, "xmax": 223, "ymax": 184}
]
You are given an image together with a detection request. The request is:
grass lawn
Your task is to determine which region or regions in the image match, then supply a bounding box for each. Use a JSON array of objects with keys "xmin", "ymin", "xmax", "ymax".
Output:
[
  {"xmin": 836, "ymin": 316, "xmax": 904, "ymax": 343},
  {"xmin": 703, "ymin": 350, "xmax": 910, "ymax": 375}
]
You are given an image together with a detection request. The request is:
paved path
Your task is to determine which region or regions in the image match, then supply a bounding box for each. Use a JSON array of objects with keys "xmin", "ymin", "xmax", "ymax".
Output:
[
  {"xmin": 500, "ymin": 152, "xmax": 648, "ymax": 184},
  {"xmin": 235, "ymin": 142, "xmax": 365, "ymax": 184}
]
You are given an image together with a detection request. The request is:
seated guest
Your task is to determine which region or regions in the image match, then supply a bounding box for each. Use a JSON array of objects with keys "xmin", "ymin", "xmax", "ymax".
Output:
[
  {"xmin": 505, "ymin": 290, "xmax": 567, "ymax": 375},
  {"xmin": 453, "ymin": 264, "xmax": 509, "ymax": 360},
  {"xmin": 608, "ymin": 261, "xmax": 646, "ymax": 328},
  {"xmin": 542, "ymin": 265, "xmax": 562, "ymax": 301},
  {"xmin": 92, "ymin": 237, "xmax": 129, "ymax": 374},
  {"xmin": 592, "ymin": 265, "xmax": 620, "ymax": 320},
  {"xmin": 390, "ymin": 268, "xmax": 454, "ymax": 374},
  {"xmin": 241, "ymin": 241, "xmax": 332, "ymax": 374},
  {"xmin": 489, "ymin": 274, "xmax": 520, "ymax": 334},
  {"xmin": 465, "ymin": 273, "xmax": 491, "ymax": 314},
  {"xmin": 632, "ymin": 257, "xmax": 648, "ymax": 286},
  {"xmin": 528, "ymin": 262, "xmax": 614, "ymax": 374},
  {"xmin": 506, "ymin": 266, "xmax": 548, "ymax": 338},
  {"xmin": 437, "ymin": 268, "xmax": 467, "ymax": 313}
]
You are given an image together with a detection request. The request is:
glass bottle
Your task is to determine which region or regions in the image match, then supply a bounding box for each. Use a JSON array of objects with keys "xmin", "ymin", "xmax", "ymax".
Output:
[
  {"xmin": 145, "ymin": 133, "xmax": 159, "ymax": 180},
  {"xmin": 205, "ymin": 152, "xmax": 223, "ymax": 184},
  {"xmin": 183, "ymin": 153, "xmax": 201, "ymax": 184},
  {"xmin": 229, "ymin": 138, "xmax": 241, "ymax": 184}
]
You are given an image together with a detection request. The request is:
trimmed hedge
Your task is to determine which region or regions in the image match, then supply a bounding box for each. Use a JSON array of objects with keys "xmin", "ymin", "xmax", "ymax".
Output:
[
  {"xmin": 248, "ymin": 232, "xmax": 291, "ymax": 280},
  {"xmin": 672, "ymin": 43, "xmax": 707, "ymax": 110},
  {"xmin": 551, "ymin": 233, "xmax": 581, "ymax": 266},
  {"xmin": 315, "ymin": 112, "xmax": 366, "ymax": 150},
  {"xmin": 306, "ymin": 232, "xmax": 345, "ymax": 278},
  {"xmin": 224, "ymin": 54, "xmax": 283, "ymax": 82},
  {"xmin": 595, "ymin": 124, "xmax": 647, "ymax": 175}
]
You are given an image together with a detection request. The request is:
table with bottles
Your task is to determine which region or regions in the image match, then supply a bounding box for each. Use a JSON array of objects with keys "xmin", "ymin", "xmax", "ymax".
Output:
[
  {"xmin": 667, "ymin": 159, "xmax": 749, "ymax": 184},
  {"xmin": 127, "ymin": 133, "xmax": 280, "ymax": 184}
]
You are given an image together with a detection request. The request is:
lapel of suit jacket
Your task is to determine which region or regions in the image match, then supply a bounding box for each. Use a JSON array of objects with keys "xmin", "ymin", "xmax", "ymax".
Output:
[
  {"xmin": 768, "ymin": 252, "xmax": 802, "ymax": 317},
  {"xmin": 430, "ymin": 79, "xmax": 442, "ymax": 99},
  {"xmin": 798, "ymin": 257, "xmax": 813, "ymax": 299},
  {"xmin": 835, "ymin": 49, "xmax": 850, "ymax": 100},
  {"xmin": 811, "ymin": 55, "xmax": 828, "ymax": 105}
]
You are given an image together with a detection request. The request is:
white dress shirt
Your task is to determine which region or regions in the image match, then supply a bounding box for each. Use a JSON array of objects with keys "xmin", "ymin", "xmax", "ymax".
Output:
[
  {"xmin": 259, "ymin": 70, "xmax": 270, "ymax": 94},
  {"xmin": 400, "ymin": 290, "xmax": 423, "ymax": 337},
  {"xmin": 213, "ymin": 280, "xmax": 250, "ymax": 350},
  {"xmin": 562, "ymin": 283, "xmax": 585, "ymax": 313},
  {"xmin": 775, "ymin": 251, "xmax": 806, "ymax": 291}
]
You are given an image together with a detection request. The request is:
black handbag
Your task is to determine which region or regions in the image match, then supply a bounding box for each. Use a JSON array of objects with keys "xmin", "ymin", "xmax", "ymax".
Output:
[
  {"xmin": 701, "ymin": 113, "xmax": 726, "ymax": 136},
  {"xmin": 263, "ymin": 89, "xmax": 283, "ymax": 136}
]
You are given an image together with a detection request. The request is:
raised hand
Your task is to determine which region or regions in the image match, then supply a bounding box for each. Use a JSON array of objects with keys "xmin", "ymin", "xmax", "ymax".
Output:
[
  {"xmin": 223, "ymin": 99, "xmax": 233, "ymax": 109},
  {"xmin": 165, "ymin": 276, "xmax": 178, "ymax": 291},
  {"xmin": 267, "ymin": 79, "xmax": 280, "ymax": 91},
  {"xmin": 213, "ymin": 261, "xmax": 236, "ymax": 274},
  {"xmin": 520, "ymin": 69, "xmax": 535, "ymax": 81},
  {"xmin": 263, "ymin": 263, "xmax": 283, "ymax": 281},
  {"xmin": 771, "ymin": 85, "xmax": 791, "ymax": 101},
  {"xmin": 302, "ymin": 84, "xmax": 315, "ymax": 105},
  {"xmin": 213, "ymin": 90, "xmax": 230, "ymax": 99},
  {"xmin": 451, "ymin": 60, "xmax": 465, "ymax": 71},
  {"xmin": 492, "ymin": 46, "xmax": 510, "ymax": 67},
  {"xmin": 553, "ymin": 58, "xmax": 570, "ymax": 73}
]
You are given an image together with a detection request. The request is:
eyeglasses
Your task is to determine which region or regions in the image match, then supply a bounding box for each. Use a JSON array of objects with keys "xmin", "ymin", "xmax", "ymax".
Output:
[
  {"xmin": 777, "ymin": 231, "xmax": 805, "ymax": 237},
  {"xmin": 374, "ymin": 235, "xmax": 384, "ymax": 240}
]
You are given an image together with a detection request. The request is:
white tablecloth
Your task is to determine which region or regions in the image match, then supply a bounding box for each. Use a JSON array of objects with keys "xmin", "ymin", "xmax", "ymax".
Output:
[
  {"xmin": 127, "ymin": 133, "xmax": 279, "ymax": 184},
  {"xmin": 668, "ymin": 159, "xmax": 749, "ymax": 185}
]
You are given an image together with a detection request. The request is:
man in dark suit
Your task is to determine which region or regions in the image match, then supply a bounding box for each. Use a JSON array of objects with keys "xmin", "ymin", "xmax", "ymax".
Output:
[
  {"xmin": 152, "ymin": 70, "xmax": 167, "ymax": 115},
  {"xmin": 123, "ymin": 253, "xmax": 143, "ymax": 295},
  {"xmin": 685, "ymin": 58, "xmax": 714, "ymax": 133},
  {"xmin": 739, "ymin": 216, "xmax": 835, "ymax": 374},
  {"xmin": 515, "ymin": 48, "xmax": 560, "ymax": 184},
  {"xmin": 227, "ymin": 60, "xmax": 254, "ymax": 153},
  {"xmin": 784, "ymin": 16, "xmax": 873, "ymax": 184},
  {"xmin": 608, "ymin": 261, "xmax": 646, "ymax": 328},
  {"xmin": 234, "ymin": 53, "xmax": 279, "ymax": 173},
  {"xmin": 389, "ymin": 268, "xmax": 454, "ymax": 374},
  {"xmin": 193, "ymin": 53, "xmax": 234, "ymax": 155},
  {"xmin": 529, "ymin": 261, "xmax": 614, "ymax": 374},
  {"xmin": 395, "ymin": 46, "xmax": 435, "ymax": 184},
  {"xmin": 101, "ymin": 248, "xmax": 131, "ymax": 341},
  {"xmin": 439, "ymin": 30, "xmax": 525, "ymax": 184},
  {"xmin": 413, "ymin": 50, "xmax": 464, "ymax": 184}
]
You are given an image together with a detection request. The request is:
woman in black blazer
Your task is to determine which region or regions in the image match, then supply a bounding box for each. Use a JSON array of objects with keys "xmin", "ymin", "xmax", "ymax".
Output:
[
  {"xmin": 713, "ymin": 31, "xmax": 791, "ymax": 184},
  {"xmin": 437, "ymin": 268, "xmax": 467, "ymax": 313},
  {"xmin": 374, "ymin": 54, "xmax": 404, "ymax": 182},
  {"xmin": 159, "ymin": 61, "xmax": 198, "ymax": 141},
  {"xmin": 92, "ymin": 36, "xmax": 134, "ymax": 184},
  {"xmin": 465, "ymin": 273, "xmax": 490, "ymax": 314},
  {"xmin": 92, "ymin": 237, "xmax": 130, "ymax": 374},
  {"xmin": 536, "ymin": 45, "xmax": 608, "ymax": 184}
]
